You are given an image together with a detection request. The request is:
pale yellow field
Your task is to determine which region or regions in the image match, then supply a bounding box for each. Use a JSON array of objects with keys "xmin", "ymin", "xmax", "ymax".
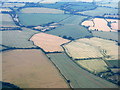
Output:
[
  {"xmin": 30, "ymin": 33, "xmax": 70, "ymax": 52},
  {"xmin": 2, "ymin": 49, "xmax": 69, "ymax": 88},
  {"xmin": 81, "ymin": 18, "xmax": 119, "ymax": 32},
  {"xmin": 21, "ymin": 7, "xmax": 64, "ymax": 14},
  {"xmin": 63, "ymin": 37, "xmax": 118, "ymax": 60},
  {"xmin": 77, "ymin": 59, "xmax": 108, "ymax": 74}
]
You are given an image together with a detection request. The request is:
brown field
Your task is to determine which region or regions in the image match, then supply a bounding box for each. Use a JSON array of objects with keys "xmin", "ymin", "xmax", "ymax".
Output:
[
  {"xmin": 20, "ymin": 7, "xmax": 64, "ymax": 14},
  {"xmin": 2, "ymin": 49, "xmax": 69, "ymax": 88},
  {"xmin": 30, "ymin": 33, "xmax": 70, "ymax": 52},
  {"xmin": 82, "ymin": 18, "xmax": 118, "ymax": 32},
  {"xmin": 63, "ymin": 37, "xmax": 118, "ymax": 60}
]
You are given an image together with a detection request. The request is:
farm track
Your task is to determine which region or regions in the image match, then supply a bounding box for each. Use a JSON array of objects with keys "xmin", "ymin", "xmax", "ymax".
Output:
[{"xmin": 47, "ymin": 53, "xmax": 118, "ymax": 88}]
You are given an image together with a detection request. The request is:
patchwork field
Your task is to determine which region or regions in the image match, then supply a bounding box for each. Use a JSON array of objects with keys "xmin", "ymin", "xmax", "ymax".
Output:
[
  {"xmin": 46, "ymin": 15, "xmax": 92, "ymax": 39},
  {"xmin": 77, "ymin": 7, "xmax": 118, "ymax": 17},
  {"xmin": 1, "ymin": 28, "xmax": 39, "ymax": 49},
  {"xmin": 0, "ymin": 14, "xmax": 18, "ymax": 27},
  {"xmin": 2, "ymin": 49, "xmax": 69, "ymax": 88},
  {"xmin": 18, "ymin": 13, "xmax": 70, "ymax": 26},
  {"xmin": 63, "ymin": 37, "xmax": 118, "ymax": 60},
  {"xmin": 106, "ymin": 60, "xmax": 120, "ymax": 68},
  {"xmin": 47, "ymin": 53, "xmax": 117, "ymax": 88},
  {"xmin": 82, "ymin": 18, "xmax": 119, "ymax": 32},
  {"xmin": 76, "ymin": 59, "xmax": 108, "ymax": 74},
  {"xmin": 30, "ymin": 33, "xmax": 70, "ymax": 52},
  {"xmin": 20, "ymin": 7, "xmax": 64, "ymax": 14}
]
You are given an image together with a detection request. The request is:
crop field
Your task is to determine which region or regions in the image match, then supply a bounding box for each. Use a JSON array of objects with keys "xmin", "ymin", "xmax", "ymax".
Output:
[
  {"xmin": 20, "ymin": 7, "xmax": 64, "ymax": 14},
  {"xmin": 2, "ymin": 49, "xmax": 69, "ymax": 88},
  {"xmin": 77, "ymin": 7, "xmax": 118, "ymax": 17},
  {"xmin": 82, "ymin": 18, "xmax": 118, "ymax": 32},
  {"xmin": 76, "ymin": 59, "xmax": 108, "ymax": 74},
  {"xmin": 46, "ymin": 15, "xmax": 92, "ymax": 39},
  {"xmin": 0, "ymin": 8, "xmax": 12, "ymax": 12},
  {"xmin": 64, "ymin": 2, "xmax": 97, "ymax": 12},
  {"xmin": 2, "ymin": 3, "xmax": 25, "ymax": 7},
  {"xmin": 0, "ymin": 14, "xmax": 18, "ymax": 27},
  {"xmin": 1, "ymin": 28, "xmax": 39, "ymax": 49},
  {"xmin": 91, "ymin": 31, "xmax": 118, "ymax": 41},
  {"xmin": 47, "ymin": 53, "xmax": 117, "ymax": 88},
  {"xmin": 63, "ymin": 37, "xmax": 118, "ymax": 60},
  {"xmin": 18, "ymin": 13, "xmax": 70, "ymax": 26},
  {"xmin": 30, "ymin": 33, "xmax": 70, "ymax": 52},
  {"xmin": 106, "ymin": 60, "xmax": 120, "ymax": 68}
]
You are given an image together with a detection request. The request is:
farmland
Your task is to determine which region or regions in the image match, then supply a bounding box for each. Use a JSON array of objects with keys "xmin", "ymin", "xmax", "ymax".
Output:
[
  {"xmin": 47, "ymin": 53, "xmax": 117, "ymax": 88},
  {"xmin": 0, "ymin": 14, "xmax": 18, "ymax": 27},
  {"xmin": 76, "ymin": 59, "xmax": 108, "ymax": 74},
  {"xmin": 18, "ymin": 13, "xmax": 70, "ymax": 26},
  {"xmin": 2, "ymin": 2, "xmax": 25, "ymax": 7},
  {"xmin": 1, "ymin": 28, "xmax": 39, "ymax": 50},
  {"xmin": 81, "ymin": 18, "xmax": 119, "ymax": 32},
  {"xmin": 2, "ymin": 49, "xmax": 69, "ymax": 88},
  {"xmin": 77, "ymin": 7, "xmax": 118, "ymax": 17},
  {"xmin": 30, "ymin": 33, "xmax": 70, "ymax": 52},
  {"xmin": 63, "ymin": 37, "xmax": 118, "ymax": 60},
  {"xmin": 46, "ymin": 15, "xmax": 92, "ymax": 39},
  {"xmin": 91, "ymin": 31, "xmax": 118, "ymax": 41},
  {"xmin": 20, "ymin": 7, "xmax": 64, "ymax": 14}
]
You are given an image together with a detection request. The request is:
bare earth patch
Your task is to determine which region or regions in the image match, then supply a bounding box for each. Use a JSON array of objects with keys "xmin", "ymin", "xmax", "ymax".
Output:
[
  {"xmin": 30, "ymin": 33, "xmax": 70, "ymax": 52},
  {"xmin": 20, "ymin": 7, "xmax": 64, "ymax": 14},
  {"xmin": 2, "ymin": 49, "xmax": 69, "ymax": 88}
]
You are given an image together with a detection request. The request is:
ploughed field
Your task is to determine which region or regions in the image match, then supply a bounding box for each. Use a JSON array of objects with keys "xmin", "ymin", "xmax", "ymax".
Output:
[
  {"xmin": 2, "ymin": 49, "xmax": 69, "ymax": 88},
  {"xmin": 47, "ymin": 53, "xmax": 117, "ymax": 88}
]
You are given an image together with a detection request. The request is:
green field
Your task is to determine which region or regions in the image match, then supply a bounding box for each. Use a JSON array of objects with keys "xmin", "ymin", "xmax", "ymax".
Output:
[
  {"xmin": 46, "ymin": 15, "xmax": 92, "ymax": 39},
  {"xmin": 1, "ymin": 28, "xmax": 39, "ymax": 49},
  {"xmin": 78, "ymin": 7, "xmax": 118, "ymax": 16},
  {"xmin": 18, "ymin": 13, "xmax": 70, "ymax": 26},
  {"xmin": 47, "ymin": 53, "xmax": 117, "ymax": 88},
  {"xmin": 91, "ymin": 31, "xmax": 118, "ymax": 41},
  {"xmin": 106, "ymin": 60, "xmax": 120, "ymax": 68}
]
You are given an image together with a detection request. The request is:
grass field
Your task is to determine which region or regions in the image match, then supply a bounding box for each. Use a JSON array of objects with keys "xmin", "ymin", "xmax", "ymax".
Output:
[
  {"xmin": 1, "ymin": 28, "xmax": 39, "ymax": 49},
  {"xmin": 91, "ymin": 31, "xmax": 118, "ymax": 41},
  {"xmin": 106, "ymin": 60, "xmax": 120, "ymax": 68},
  {"xmin": 76, "ymin": 59, "xmax": 108, "ymax": 74},
  {"xmin": 2, "ymin": 49, "xmax": 69, "ymax": 88},
  {"xmin": 46, "ymin": 15, "xmax": 92, "ymax": 39},
  {"xmin": 30, "ymin": 33, "xmax": 70, "ymax": 52},
  {"xmin": 63, "ymin": 37, "xmax": 118, "ymax": 60},
  {"xmin": 0, "ymin": 13, "xmax": 18, "ymax": 27},
  {"xmin": 20, "ymin": 7, "xmax": 64, "ymax": 14},
  {"xmin": 18, "ymin": 13, "xmax": 70, "ymax": 26},
  {"xmin": 77, "ymin": 7, "xmax": 118, "ymax": 16},
  {"xmin": 47, "ymin": 53, "xmax": 117, "ymax": 88},
  {"xmin": 2, "ymin": 3, "xmax": 25, "ymax": 7}
]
